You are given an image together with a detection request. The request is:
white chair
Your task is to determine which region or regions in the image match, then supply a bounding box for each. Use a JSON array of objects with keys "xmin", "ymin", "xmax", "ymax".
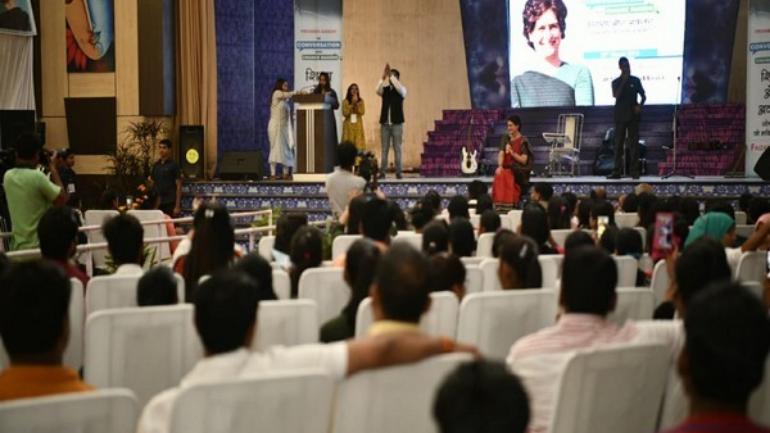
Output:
[
  {"xmin": 500, "ymin": 214, "xmax": 513, "ymax": 232},
  {"xmin": 272, "ymin": 269, "xmax": 291, "ymax": 300},
  {"xmin": 650, "ymin": 260, "xmax": 669, "ymax": 305},
  {"xmin": 608, "ymin": 288, "xmax": 655, "ymax": 325},
  {"xmin": 507, "ymin": 209, "xmax": 523, "ymax": 231},
  {"xmin": 84, "ymin": 305, "xmax": 203, "ymax": 407},
  {"xmin": 460, "ymin": 256, "xmax": 485, "ymax": 266},
  {"xmin": 258, "ymin": 235, "xmax": 275, "ymax": 261},
  {"xmin": 331, "ymin": 353, "xmax": 473, "ymax": 433},
  {"xmin": 615, "ymin": 212, "xmax": 640, "ymax": 228},
  {"xmin": 0, "ymin": 388, "xmax": 139, "ymax": 433},
  {"xmin": 254, "ymin": 300, "xmax": 318, "ymax": 350},
  {"xmin": 170, "ymin": 372, "xmax": 334, "ymax": 433},
  {"xmin": 470, "ymin": 214, "xmax": 480, "ymax": 229},
  {"xmin": 479, "ymin": 258, "xmax": 501, "ymax": 292},
  {"xmin": 354, "ymin": 292, "xmax": 460, "ymax": 338},
  {"xmin": 736, "ymin": 224, "xmax": 755, "ymax": 239},
  {"xmin": 86, "ymin": 273, "xmax": 185, "ymax": 315},
  {"xmin": 84, "ymin": 210, "xmax": 119, "ymax": 271},
  {"xmin": 638, "ymin": 253, "xmax": 654, "ymax": 275},
  {"xmin": 614, "ymin": 255, "xmax": 639, "ymax": 288},
  {"xmin": 750, "ymin": 354, "xmax": 770, "ymax": 427},
  {"xmin": 735, "ymin": 251, "xmax": 767, "ymax": 285},
  {"xmin": 550, "ymin": 229, "xmax": 573, "ymax": 248},
  {"xmin": 64, "ymin": 278, "xmax": 85, "ymax": 371},
  {"xmin": 332, "ymin": 234, "xmax": 362, "ymax": 258},
  {"xmin": 465, "ymin": 264, "xmax": 483, "ymax": 295},
  {"xmin": 538, "ymin": 255, "xmax": 562, "ymax": 290},
  {"xmin": 298, "ymin": 267, "xmax": 350, "ymax": 324},
  {"xmin": 128, "ymin": 210, "xmax": 171, "ymax": 262},
  {"xmin": 550, "ymin": 343, "xmax": 670, "ymax": 433},
  {"xmin": 476, "ymin": 232, "xmax": 495, "ymax": 258},
  {"xmin": 735, "ymin": 210, "xmax": 748, "ymax": 225},
  {"xmin": 456, "ymin": 290, "xmax": 557, "ymax": 359},
  {"xmin": 393, "ymin": 232, "xmax": 422, "ymax": 251}
]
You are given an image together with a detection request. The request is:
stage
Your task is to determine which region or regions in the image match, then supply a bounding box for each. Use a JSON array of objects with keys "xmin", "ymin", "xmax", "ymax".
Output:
[{"xmin": 181, "ymin": 175, "xmax": 769, "ymax": 221}]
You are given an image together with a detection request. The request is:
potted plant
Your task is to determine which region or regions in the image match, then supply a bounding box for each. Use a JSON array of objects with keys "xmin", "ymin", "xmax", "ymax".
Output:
[{"xmin": 105, "ymin": 118, "xmax": 169, "ymax": 200}]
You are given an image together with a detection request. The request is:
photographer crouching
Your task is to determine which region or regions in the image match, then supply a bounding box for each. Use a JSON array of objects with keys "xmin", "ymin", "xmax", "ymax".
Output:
[{"xmin": 2, "ymin": 132, "xmax": 68, "ymax": 250}]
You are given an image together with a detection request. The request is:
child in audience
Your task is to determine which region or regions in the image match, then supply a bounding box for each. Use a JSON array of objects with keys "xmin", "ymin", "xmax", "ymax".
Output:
[
  {"xmin": 272, "ymin": 213, "xmax": 307, "ymax": 267},
  {"xmin": 448, "ymin": 218, "xmax": 476, "ymax": 257},
  {"xmin": 615, "ymin": 227, "xmax": 646, "ymax": 286},
  {"xmin": 563, "ymin": 230, "xmax": 593, "ymax": 254},
  {"xmin": 479, "ymin": 209, "xmax": 501, "ymax": 235},
  {"xmin": 447, "ymin": 195, "xmax": 470, "ymax": 220},
  {"xmin": 492, "ymin": 229, "xmax": 517, "ymax": 258},
  {"xmin": 289, "ymin": 226, "xmax": 323, "ymax": 298},
  {"xmin": 233, "ymin": 253, "xmax": 278, "ymax": 301},
  {"xmin": 38, "ymin": 206, "xmax": 89, "ymax": 286},
  {"xmin": 498, "ymin": 235, "xmax": 542, "ymax": 290},
  {"xmin": 422, "ymin": 220, "xmax": 449, "ymax": 256},
  {"xmin": 428, "ymin": 253, "xmax": 467, "ymax": 300},
  {"xmin": 137, "ymin": 266, "xmax": 179, "ymax": 306},
  {"xmin": 409, "ymin": 199, "xmax": 436, "ymax": 233},
  {"xmin": 103, "ymin": 213, "xmax": 145, "ymax": 275}
]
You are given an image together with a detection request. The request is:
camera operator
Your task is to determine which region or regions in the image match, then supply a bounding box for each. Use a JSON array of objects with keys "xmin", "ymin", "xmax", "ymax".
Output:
[
  {"xmin": 325, "ymin": 141, "xmax": 366, "ymax": 217},
  {"xmin": 2, "ymin": 132, "xmax": 68, "ymax": 250}
]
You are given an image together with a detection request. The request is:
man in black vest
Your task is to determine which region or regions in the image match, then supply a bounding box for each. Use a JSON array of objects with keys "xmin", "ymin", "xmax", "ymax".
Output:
[
  {"xmin": 608, "ymin": 57, "xmax": 646, "ymax": 180},
  {"xmin": 377, "ymin": 63, "xmax": 407, "ymax": 179}
]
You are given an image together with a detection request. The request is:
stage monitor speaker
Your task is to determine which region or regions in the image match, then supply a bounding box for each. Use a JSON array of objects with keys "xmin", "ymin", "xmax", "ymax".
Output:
[
  {"xmin": 754, "ymin": 147, "xmax": 770, "ymax": 181},
  {"xmin": 179, "ymin": 125, "xmax": 204, "ymax": 179},
  {"xmin": 219, "ymin": 151, "xmax": 263, "ymax": 180}
]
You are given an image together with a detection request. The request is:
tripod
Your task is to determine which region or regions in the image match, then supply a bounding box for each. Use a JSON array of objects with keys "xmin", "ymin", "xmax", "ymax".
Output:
[{"xmin": 663, "ymin": 77, "xmax": 693, "ymax": 179}]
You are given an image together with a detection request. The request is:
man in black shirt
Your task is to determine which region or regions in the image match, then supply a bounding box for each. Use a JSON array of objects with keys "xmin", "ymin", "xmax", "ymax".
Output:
[
  {"xmin": 608, "ymin": 57, "xmax": 646, "ymax": 180},
  {"xmin": 149, "ymin": 139, "xmax": 182, "ymax": 217},
  {"xmin": 57, "ymin": 149, "xmax": 79, "ymax": 209}
]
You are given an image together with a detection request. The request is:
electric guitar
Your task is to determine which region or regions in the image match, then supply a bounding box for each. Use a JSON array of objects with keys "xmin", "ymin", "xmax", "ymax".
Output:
[{"xmin": 460, "ymin": 114, "xmax": 478, "ymax": 175}]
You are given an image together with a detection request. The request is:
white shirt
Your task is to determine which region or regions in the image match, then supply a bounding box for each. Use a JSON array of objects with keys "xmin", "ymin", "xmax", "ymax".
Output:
[
  {"xmin": 114, "ymin": 263, "xmax": 144, "ymax": 276},
  {"xmin": 376, "ymin": 76, "xmax": 407, "ymax": 125},
  {"xmin": 137, "ymin": 343, "xmax": 347, "ymax": 433},
  {"xmin": 325, "ymin": 168, "xmax": 366, "ymax": 216},
  {"xmin": 725, "ymin": 246, "xmax": 743, "ymax": 270}
]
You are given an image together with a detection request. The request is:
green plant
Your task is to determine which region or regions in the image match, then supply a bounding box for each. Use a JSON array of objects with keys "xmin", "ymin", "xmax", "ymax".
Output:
[
  {"xmin": 102, "ymin": 244, "xmax": 158, "ymax": 273},
  {"xmin": 105, "ymin": 118, "xmax": 168, "ymax": 197}
]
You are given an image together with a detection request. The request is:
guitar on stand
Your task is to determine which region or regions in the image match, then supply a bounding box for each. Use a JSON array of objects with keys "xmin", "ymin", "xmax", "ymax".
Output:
[{"xmin": 460, "ymin": 113, "xmax": 478, "ymax": 175}]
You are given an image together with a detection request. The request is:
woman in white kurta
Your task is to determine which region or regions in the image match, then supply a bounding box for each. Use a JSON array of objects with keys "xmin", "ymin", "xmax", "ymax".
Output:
[{"xmin": 268, "ymin": 79, "xmax": 297, "ymax": 179}]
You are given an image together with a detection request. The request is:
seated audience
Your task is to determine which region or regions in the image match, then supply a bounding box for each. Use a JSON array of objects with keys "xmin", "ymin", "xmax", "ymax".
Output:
[
  {"xmin": 546, "ymin": 196, "xmax": 570, "ymax": 230},
  {"xmin": 423, "ymin": 190, "xmax": 442, "ymax": 214},
  {"xmin": 38, "ymin": 206, "xmax": 89, "ymax": 286},
  {"xmin": 389, "ymin": 200, "xmax": 408, "ymax": 232},
  {"xmin": 233, "ymin": 253, "xmax": 278, "ymax": 300},
  {"xmin": 326, "ymin": 141, "xmax": 366, "ymax": 216},
  {"xmin": 590, "ymin": 187, "xmax": 607, "ymax": 201},
  {"xmin": 575, "ymin": 199, "xmax": 593, "ymax": 229},
  {"xmin": 103, "ymin": 213, "xmax": 145, "ymax": 275},
  {"xmin": 663, "ymin": 284, "xmax": 770, "ymax": 433},
  {"xmin": 739, "ymin": 192, "xmax": 754, "ymax": 215},
  {"xmin": 422, "ymin": 220, "xmax": 449, "ymax": 255},
  {"xmin": 635, "ymin": 182, "xmax": 653, "ymax": 196},
  {"xmin": 137, "ymin": 269, "xmax": 476, "ymax": 433},
  {"xmin": 273, "ymin": 213, "xmax": 308, "ymax": 266},
  {"xmin": 520, "ymin": 204, "xmax": 556, "ymax": 255},
  {"xmin": 598, "ymin": 225, "xmax": 618, "ymax": 254},
  {"xmin": 560, "ymin": 192, "xmax": 577, "ymax": 222},
  {"xmin": 590, "ymin": 200, "xmax": 616, "ymax": 229},
  {"xmin": 637, "ymin": 191, "xmax": 658, "ymax": 228},
  {"xmin": 749, "ymin": 197, "xmax": 770, "ymax": 226},
  {"xmin": 563, "ymin": 230, "xmax": 594, "ymax": 254},
  {"xmin": 321, "ymin": 239, "xmax": 381, "ymax": 342},
  {"xmin": 475, "ymin": 193, "xmax": 494, "ymax": 215},
  {"xmin": 620, "ymin": 192, "xmax": 638, "ymax": 213},
  {"xmin": 615, "ymin": 227, "xmax": 646, "ymax": 286},
  {"xmin": 410, "ymin": 199, "xmax": 436, "ymax": 233},
  {"xmin": 467, "ymin": 180, "xmax": 488, "ymax": 205},
  {"xmin": 137, "ymin": 266, "xmax": 179, "ymax": 306},
  {"xmin": 479, "ymin": 209, "xmax": 501, "ymax": 235},
  {"xmin": 449, "ymin": 218, "xmax": 476, "ymax": 257},
  {"xmin": 530, "ymin": 183, "xmax": 553, "ymax": 209},
  {"xmin": 684, "ymin": 212, "xmax": 770, "ymax": 269},
  {"xmin": 361, "ymin": 195, "xmax": 393, "ymax": 247},
  {"xmin": 433, "ymin": 360, "xmax": 531, "ymax": 433},
  {"xmin": 289, "ymin": 226, "xmax": 323, "ymax": 298},
  {"xmin": 428, "ymin": 253, "xmax": 466, "ymax": 300},
  {"xmin": 0, "ymin": 260, "xmax": 93, "ymax": 400},
  {"xmin": 100, "ymin": 190, "xmax": 119, "ymax": 210},
  {"xmin": 448, "ymin": 195, "xmax": 470, "ymax": 220},
  {"xmin": 680, "ymin": 197, "xmax": 700, "ymax": 226},
  {"xmin": 498, "ymin": 235, "xmax": 542, "ymax": 289},
  {"xmin": 492, "ymin": 229, "xmax": 517, "ymax": 258}
]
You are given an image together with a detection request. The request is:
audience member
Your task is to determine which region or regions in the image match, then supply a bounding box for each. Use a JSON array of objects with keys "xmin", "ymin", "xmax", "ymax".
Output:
[
  {"xmin": 546, "ymin": 196, "xmax": 570, "ymax": 230},
  {"xmin": 321, "ymin": 239, "xmax": 382, "ymax": 342},
  {"xmin": 422, "ymin": 220, "xmax": 449, "ymax": 255},
  {"xmin": 635, "ymin": 182, "xmax": 653, "ymax": 195},
  {"xmin": 598, "ymin": 225, "xmax": 619, "ymax": 255},
  {"xmin": 38, "ymin": 206, "xmax": 88, "ymax": 286},
  {"xmin": 492, "ymin": 229, "xmax": 517, "ymax": 258},
  {"xmin": 289, "ymin": 226, "xmax": 323, "ymax": 298},
  {"xmin": 424, "ymin": 190, "xmax": 442, "ymax": 214},
  {"xmin": 637, "ymin": 191, "xmax": 658, "ymax": 228},
  {"xmin": 590, "ymin": 200, "xmax": 616, "ymax": 229},
  {"xmin": 361, "ymin": 195, "xmax": 393, "ymax": 246},
  {"xmin": 326, "ymin": 141, "xmax": 366, "ymax": 216},
  {"xmin": 273, "ymin": 213, "xmax": 308, "ymax": 266},
  {"xmin": 706, "ymin": 201, "xmax": 736, "ymax": 223},
  {"xmin": 680, "ymin": 197, "xmax": 700, "ymax": 226},
  {"xmin": 520, "ymin": 203, "xmax": 556, "ymax": 255},
  {"xmin": 563, "ymin": 230, "xmax": 594, "ymax": 254},
  {"xmin": 100, "ymin": 190, "xmax": 119, "ymax": 210},
  {"xmin": 449, "ymin": 218, "xmax": 476, "ymax": 257},
  {"xmin": 621, "ymin": 192, "xmax": 638, "ymax": 213},
  {"xmin": 0, "ymin": 260, "xmax": 92, "ymax": 400},
  {"xmin": 498, "ymin": 235, "xmax": 542, "ymax": 289},
  {"xmin": 428, "ymin": 253, "xmax": 467, "ymax": 300},
  {"xmin": 560, "ymin": 192, "xmax": 578, "ymax": 228},
  {"xmin": 410, "ymin": 199, "xmax": 436, "ymax": 233},
  {"xmin": 530, "ymin": 183, "xmax": 553, "ymax": 208},
  {"xmin": 749, "ymin": 197, "xmax": 770, "ymax": 226},
  {"xmin": 448, "ymin": 195, "xmax": 470, "ymax": 220},
  {"xmin": 616, "ymin": 227, "xmax": 645, "ymax": 286},
  {"xmin": 576, "ymin": 199, "xmax": 593, "ymax": 229},
  {"xmin": 434, "ymin": 360, "xmax": 531, "ymax": 433},
  {"xmin": 389, "ymin": 200, "xmax": 408, "ymax": 231},
  {"xmin": 233, "ymin": 253, "xmax": 278, "ymax": 301},
  {"xmin": 103, "ymin": 213, "xmax": 145, "ymax": 274},
  {"xmin": 468, "ymin": 180, "xmax": 488, "ymax": 203},
  {"xmin": 137, "ymin": 266, "xmax": 179, "ymax": 306},
  {"xmin": 685, "ymin": 212, "xmax": 770, "ymax": 269},
  {"xmin": 344, "ymin": 194, "xmax": 367, "ymax": 235},
  {"xmin": 475, "ymin": 193, "xmax": 494, "ymax": 215},
  {"xmin": 479, "ymin": 209, "xmax": 501, "ymax": 235},
  {"xmin": 590, "ymin": 187, "xmax": 607, "ymax": 201},
  {"xmin": 738, "ymin": 192, "xmax": 754, "ymax": 214},
  {"xmin": 663, "ymin": 284, "xmax": 770, "ymax": 433}
]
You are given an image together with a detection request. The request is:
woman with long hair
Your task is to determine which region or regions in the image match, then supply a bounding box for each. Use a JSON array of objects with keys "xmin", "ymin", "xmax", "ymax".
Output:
[
  {"xmin": 313, "ymin": 72, "xmax": 340, "ymax": 172},
  {"xmin": 342, "ymin": 83, "xmax": 366, "ymax": 151},
  {"xmin": 492, "ymin": 115, "xmax": 533, "ymax": 210},
  {"xmin": 498, "ymin": 235, "xmax": 543, "ymax": 289},
  {"xmin": 181, "ymin": 202, "xmax": 237, "ymax": 299},
  {"xmin": 521, "ymin": 203, "xmax": 557, "ymax": 254},
  {"xmin": 268, "ymin": 78, "xmax": 298, "ymax": 180},
  {"xmin": 289, "ymin": 226, "xmax": 323, "ymax": 298}
]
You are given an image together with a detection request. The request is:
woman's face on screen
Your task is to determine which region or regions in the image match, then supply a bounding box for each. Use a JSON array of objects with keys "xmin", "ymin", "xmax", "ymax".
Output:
[{"xmin": 528, "ymin": 8, "xmax": 562, "ymax": 59}]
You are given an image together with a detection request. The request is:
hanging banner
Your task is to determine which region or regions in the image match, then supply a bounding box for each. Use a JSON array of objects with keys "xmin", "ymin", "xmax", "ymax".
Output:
[
  {"xmin": 294, "ymin": 0, "xmax": 343, "ymax": 141},
  {"xmin": 747, "ymin": 0, "xmax": 770, "ymax": 177}
]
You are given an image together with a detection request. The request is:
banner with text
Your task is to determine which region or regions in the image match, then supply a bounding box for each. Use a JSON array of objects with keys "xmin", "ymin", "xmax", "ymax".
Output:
[
  {"xmin": 748, "ymin": 0, "xmax": 770, "ymax": 176},
  {"xmin": 294, "ymin": 0, "xmax": 343, "ymax": 138}
]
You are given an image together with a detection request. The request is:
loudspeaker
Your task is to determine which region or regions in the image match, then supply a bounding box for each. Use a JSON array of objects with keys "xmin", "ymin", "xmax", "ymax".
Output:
[
  {"xmin": 179, "ymin": 125, "xmax": 204, "ymax": 179},
  {"xmin": 219, "ymin": 151, "xmax": 263, "ymax": 180},
  {"xmin": 754, "ymin": 147, "xmax": 770, "ymax": 181}
]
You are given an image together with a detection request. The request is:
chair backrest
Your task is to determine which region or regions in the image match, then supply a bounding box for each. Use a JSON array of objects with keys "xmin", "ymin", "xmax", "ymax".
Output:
[
  {"xmin": 558, "ymin": 113, "xmax": 583, "ymax": 150},
  {"xmin": 470, "ymin": 214, "xmax": 480, "ymax": 229},
  {"xmin": 479, "ymin": 258, "xmax": 501, "ymax": 292},
  {"xmin": 550, "ymin": 343, "xmax": 670, "ymax": 433},
  {"xmin": 272, "ymin": 269, "xmax": 291, "ymax": 300},
  {"xmin": 298, "ymin": 267, "xmax": 350, "ymax": 324},
  {"xmin": 476, "ymin": 232, "xmax": 495, "ymax": 258},
  {"xmin": 736, "ymin": 224, "xmax": 755, "ymax": 239},
  {"xmin": 538, "ymin": 255, "xmax": 562, "ymax": 290},
  {"xmin": 608, "ymin": 288, "xmax": 655, "ymax": 325},
  {"xmin": 456, "ymin": 290, "xmax": 557, "ymax": 359},
  {"xmin": 393, "ymin": 232, "xmax": 422, "ymax": 251},
  {"xmin": 331, "ymin": 353, "xmax": 473, "ymax": 433},
  {"xmin": 750, "ymin": 354, "xmax": 770, "ymax": 428},
  {"xmin": 615, "ymin": 212, "xmax": 640, "ymax": 229},
  {"xmin": 0, "ymin": 388, "xmax": 139, "ymax": 433},
  {"xmin": 84, "ymin": 305, "xmax": 203, "ymax": 407},
  {"xmin": 254, "ymin": 300, "xmax": 318, "ymax": 351},
  {"xmin": 465, "ymin": 264, "xmax": 483, "ymax": 295},
  {"xmin": 258, "ymin": 235, "xmax": 275, "ymax": 261},
  {"xmin": 64, "ymin": 278, "xmax": 85, "ymax": 371},
  {"xmin": 736, "ymin": 251, "xmax": 767, "ymax": 285},
  {"xmin": 735, "ymin": 210, "xmax": 748, "ymax": 225},
  {"xmin": 650, "ymin": 259, "xmax": 669, "ymax": 305},
  {"xmin": 332, "ymin": 234, "xmax": 362, "ymax": 259},
  {"xmin": 86, "ymin": 272, "xmax": 185, "ymax": 315},
  {"xmin": 170, "ymin": 372, "xmax": 334, "ymax": 433},
  {"xmin": 84, "ymin": 210, "xmax": 119, "ymax": 270},
  {"xmin": 460, "ymin": 256, "xmax": 485, "ymax": 266},
  {"xmin": 614, "ymin": 255, "xmax": 639, "ymax": 288},
  {"xmin": 550, "ymin": 229, "xmax": 573, "ymax": 248},
  {"xmin": 508, "ymin": 210, "xmax": 523, "ymax": 232},
  {"xmin": 500, "ymin": 214, "xmax": 513, "ymax": 231},
  {"xmin": 127, "ymin": 210, "xmax": 171, "ymax": 262},
  {"xmin": 354, "ymin": 292, "xmax": 460, "ymax": 338}
]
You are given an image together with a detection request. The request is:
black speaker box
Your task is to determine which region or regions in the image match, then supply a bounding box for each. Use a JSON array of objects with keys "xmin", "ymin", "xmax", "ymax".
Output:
[
  {"xmin": 219, "ymin": 151, "xmax": 263, "ymax": 180},
  {"xmin": 179, "ymin": 125, "xmax": 204, "ymax": 179},
  {"xmin": 755, "ymin": 147, "xmax": 770, "ymax": 181}
]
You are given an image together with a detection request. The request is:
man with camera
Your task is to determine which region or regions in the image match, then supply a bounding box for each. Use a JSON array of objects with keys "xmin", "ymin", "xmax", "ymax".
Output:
[
  {"xmin": 2, "ymin": 133, "xmax": 68, "ymax": 250},
  {"xmin": 325, "ymin": 141, "xmax": 366, "ymax": 216}
]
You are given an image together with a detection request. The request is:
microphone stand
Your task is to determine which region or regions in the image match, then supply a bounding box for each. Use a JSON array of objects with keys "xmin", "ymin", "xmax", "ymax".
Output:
[{"xmin": 663, "ymin": 77, "xmax": 693, "ymax": 179}]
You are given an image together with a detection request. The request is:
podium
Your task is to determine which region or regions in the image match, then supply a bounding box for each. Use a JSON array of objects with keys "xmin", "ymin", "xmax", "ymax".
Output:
[{"xmin": 293, "ymin": 93, "xmax": 336, "ymax": 174}]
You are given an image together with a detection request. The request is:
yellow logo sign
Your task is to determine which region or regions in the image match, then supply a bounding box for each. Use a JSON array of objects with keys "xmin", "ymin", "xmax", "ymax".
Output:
[{"xmin": 186, "ymin": 148, "xmax": 200, "ymax": 164}]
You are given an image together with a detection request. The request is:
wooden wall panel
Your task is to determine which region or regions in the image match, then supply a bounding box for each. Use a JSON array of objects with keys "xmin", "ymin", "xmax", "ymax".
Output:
[
  {"xmin": 41, "ymin": 116, "xmax": 69, "ymax": 149},
  {"xmin": 73, "ymin": 155, "xmax": 112, "ymax": 175},
  {"xmin": 115, "ymin": 0, "xmax": 140, "ymax": 115},
  {"xmin": 40, "ymin": 0, "xmax": 67, "ymax": 117},
  {"xmin": 68, "ymin": 73, "xmax": 116, "ymax": 97},
  {"xmin": 342, "ymin": 0, "xmax": 471, "ymax": 169}
]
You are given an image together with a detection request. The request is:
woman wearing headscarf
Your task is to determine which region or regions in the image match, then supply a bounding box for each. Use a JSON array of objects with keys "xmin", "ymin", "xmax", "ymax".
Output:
[{"xmin": 684, "ymin": 212, "xmax": 770, "ymax": 269}]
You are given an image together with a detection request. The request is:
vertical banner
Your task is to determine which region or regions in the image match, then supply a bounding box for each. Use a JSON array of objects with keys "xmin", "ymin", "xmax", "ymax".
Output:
[
  {"xmin": 748, "ymin": 0, "xmax": 770, "ymax": 177},
  {"xmin": 294, "ymin": 0, "xmax": 343, "ymax": 140}
]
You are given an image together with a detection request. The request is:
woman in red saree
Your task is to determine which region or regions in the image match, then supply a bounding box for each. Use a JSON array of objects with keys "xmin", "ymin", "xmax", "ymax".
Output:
[{"xmin": 493, "ymin": 115, "xmax": 533, "ymax": 209}]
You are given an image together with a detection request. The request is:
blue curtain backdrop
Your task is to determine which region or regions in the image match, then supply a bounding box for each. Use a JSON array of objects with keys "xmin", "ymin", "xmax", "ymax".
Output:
[{"xmin": 215, "ymin": 0, "xmax": 293, "ymax": 173}]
